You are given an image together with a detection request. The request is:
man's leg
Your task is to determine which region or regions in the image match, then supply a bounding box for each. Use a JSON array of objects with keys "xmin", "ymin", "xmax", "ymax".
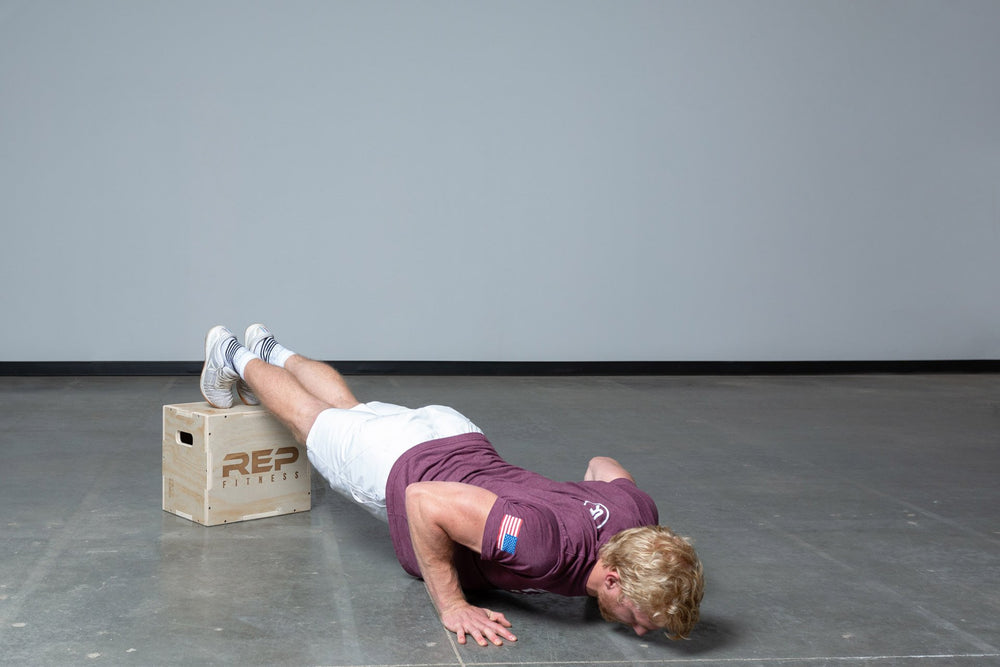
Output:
[
  {"xmin": 201, "ymin": 325, "xmax": 333, "ymax": 443},
  {"xmin": 242, "ymin": 358, "xmax": 331, "ymax": 444},
  {"xmin": 283, "ymin": 354, "xmax": 360, "ymax": 409},
  {"xmin": 243, "ymin": 324, "xmax": 361, "ymax": 410}
]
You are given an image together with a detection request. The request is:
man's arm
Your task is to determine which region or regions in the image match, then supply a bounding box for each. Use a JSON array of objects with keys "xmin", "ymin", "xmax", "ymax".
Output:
[
  {"xmin": 404, "ymin": 481, "xmax": 518, "ymax": 647},
  {"xmin": 583, "ymin": 456, "xmax": 635, "ymax": 483}
]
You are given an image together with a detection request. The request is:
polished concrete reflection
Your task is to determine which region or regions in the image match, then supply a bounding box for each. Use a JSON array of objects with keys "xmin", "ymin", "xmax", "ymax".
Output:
[{"xmin": 1, "ymin": 374, "xmax": 998, "ymax": 665}]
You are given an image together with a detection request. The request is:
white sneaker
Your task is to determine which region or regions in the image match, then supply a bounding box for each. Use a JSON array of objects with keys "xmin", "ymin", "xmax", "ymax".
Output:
[
  {"xmin": 235, "ymin": 378, "xmax": 259, "ymax": 406},
  {"xmin": 244, "ymin": 323, "xmax": 275, "ymax": 359},
  {"xmin": 200, "ymin": 325, "xmax": 239, "ymax": 409},
  {"xmin": 236, "ymin": 323, "xmax": 272, "ymax": 406}
]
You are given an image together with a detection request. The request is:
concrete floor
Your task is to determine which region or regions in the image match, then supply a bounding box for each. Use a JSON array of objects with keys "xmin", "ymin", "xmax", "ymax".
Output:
[{"xmin": 0, "ymin": 374, "xmax": 998, "ymax": 666}]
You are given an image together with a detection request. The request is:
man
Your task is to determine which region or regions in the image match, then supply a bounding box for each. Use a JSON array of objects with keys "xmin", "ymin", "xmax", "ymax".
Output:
[{"xmin": 200, "ymin": 324, "xmax": 704, "ymax": 646}]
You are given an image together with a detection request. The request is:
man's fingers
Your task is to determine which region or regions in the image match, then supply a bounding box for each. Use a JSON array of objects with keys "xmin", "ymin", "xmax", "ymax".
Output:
[
  {"xmin": 480, "ymin": 624, "xmax": 515, "ymax": 646},
  {"xmin": 443, "ymin": 606, "xmax": 516, "ymax": 647},
  {"xmin": 487, "ymin": 612, "xmax": 516, "ymax": 641},
  {"xmin": 466, "ymin": 624, "xmax": 510, "ymax": 647},
  {"xmin": 475, "ymin": 627, "xmax": 503, "ymax": 647},
  {"xmin": 483, "ymin": 609, "xmax": 514, "ymax": 633}
]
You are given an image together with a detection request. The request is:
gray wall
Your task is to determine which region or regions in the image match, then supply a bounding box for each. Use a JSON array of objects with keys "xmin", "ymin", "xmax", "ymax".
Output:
[{"xmin": 2, "ymin": 1, "xmax": 998, "ymax": 362}]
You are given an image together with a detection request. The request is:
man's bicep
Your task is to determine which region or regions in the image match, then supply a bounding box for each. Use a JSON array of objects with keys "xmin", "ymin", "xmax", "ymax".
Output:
[{"xmin": 405, "ymin": 481, "xmax": 498, "ymax": 554}]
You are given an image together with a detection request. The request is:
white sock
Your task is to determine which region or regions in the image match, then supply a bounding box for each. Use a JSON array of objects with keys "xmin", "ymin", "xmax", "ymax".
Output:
[
  {"xmin": 224, "ymin": 338, "xmax": 258, "ymax": 379},
  {"xmin": 255, "ymin": 336, "xmax": 295, "ymax": 368}
]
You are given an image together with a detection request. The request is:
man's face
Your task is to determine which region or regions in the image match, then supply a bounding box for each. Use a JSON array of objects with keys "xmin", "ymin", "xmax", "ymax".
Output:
[{"xmin": 597, "ymin": 588, "xmax": 661, "ymax": 637}]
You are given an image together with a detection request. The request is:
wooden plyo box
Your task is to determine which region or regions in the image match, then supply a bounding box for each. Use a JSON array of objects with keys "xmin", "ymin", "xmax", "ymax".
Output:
[{"xmin": 162, "ymin": 402, "xmax": 311, "ymax": 525}]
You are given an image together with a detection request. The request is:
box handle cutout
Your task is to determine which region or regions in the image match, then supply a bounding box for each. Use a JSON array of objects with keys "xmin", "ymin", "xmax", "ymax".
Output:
[{"xmin": 177, "ymin": 430, "xmax": 194, "ymax": 446}]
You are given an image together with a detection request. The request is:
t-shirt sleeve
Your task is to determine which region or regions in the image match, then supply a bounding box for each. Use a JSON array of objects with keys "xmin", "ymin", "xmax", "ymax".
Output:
[
  {"xmin": 608, "ymin": 478, "xmax": 660, "ymax": 525},
  {"xmin": 479, "ymin": 497, "xmax": 564, "ymax": 579}
]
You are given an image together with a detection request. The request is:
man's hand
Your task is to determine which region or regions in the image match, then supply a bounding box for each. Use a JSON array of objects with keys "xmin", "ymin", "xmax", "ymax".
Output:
[{"xmin": 440, "ymin": 601, "xmax": 517, "ymax": 646}]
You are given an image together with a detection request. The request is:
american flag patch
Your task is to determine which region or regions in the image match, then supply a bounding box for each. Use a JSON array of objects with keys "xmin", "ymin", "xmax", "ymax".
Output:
[{"xmin": 497, "ymin": 513, "xmax": 523, "ymax": 555}]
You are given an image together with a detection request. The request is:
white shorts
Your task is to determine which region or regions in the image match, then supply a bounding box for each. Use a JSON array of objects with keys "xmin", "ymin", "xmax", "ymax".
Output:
[{"xmin": 305, "ymin": 401, "xmax": 483, "ymax": 520}]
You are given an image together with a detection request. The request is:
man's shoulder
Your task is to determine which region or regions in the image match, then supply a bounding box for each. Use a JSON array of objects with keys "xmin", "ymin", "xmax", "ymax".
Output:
[{"xmin": 573, "ymin": 478, "xmax": 659, "ymax": 528}]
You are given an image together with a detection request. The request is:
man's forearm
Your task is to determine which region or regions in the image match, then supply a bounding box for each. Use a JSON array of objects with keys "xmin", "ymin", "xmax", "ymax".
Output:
[
  {"xmin": 405, "ymin": 486, "xmax": 468, "ymax": 615},
  {"xmin": 403, "ymin": 481, "xmax": 517, "ymax": 646}
]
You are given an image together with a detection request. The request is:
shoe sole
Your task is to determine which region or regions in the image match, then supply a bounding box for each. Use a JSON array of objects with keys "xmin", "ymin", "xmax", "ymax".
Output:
[
  {"xmin": 236, "ymin": 380, "xmax": 259, "ymax": 406},
  {"xmin": 200, "ymin": 325, "xmax": 232, "ymax": 408}
]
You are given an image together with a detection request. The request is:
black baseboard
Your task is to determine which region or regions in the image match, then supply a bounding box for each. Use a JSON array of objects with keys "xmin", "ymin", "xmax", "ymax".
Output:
[{"xmin": 1, "ymin": 359, "xmax": 997, "ymax": 377}]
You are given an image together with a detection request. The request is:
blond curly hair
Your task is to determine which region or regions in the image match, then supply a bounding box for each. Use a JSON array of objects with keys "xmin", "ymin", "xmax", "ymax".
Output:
[{"xmin": 598, "ymin": 525, "xmax": 704, "ymax": 639}]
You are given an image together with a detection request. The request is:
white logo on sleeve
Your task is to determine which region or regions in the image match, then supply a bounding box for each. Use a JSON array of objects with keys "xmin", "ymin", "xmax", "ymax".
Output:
[{"xmin": 584, "ymin": 500, "xmax": 609, "ymax": 529}]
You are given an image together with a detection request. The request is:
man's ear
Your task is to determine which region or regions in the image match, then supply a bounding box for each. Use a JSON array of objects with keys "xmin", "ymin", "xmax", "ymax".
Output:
[{"xmin": 604, "ymin": 569, "xmax": 620, "ymax": 592}]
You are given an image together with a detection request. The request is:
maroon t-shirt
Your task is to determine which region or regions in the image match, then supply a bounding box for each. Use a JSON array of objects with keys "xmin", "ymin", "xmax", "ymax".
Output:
[{"xmin": 385, "ymin": 433, "xmax": 659, "ymax": 596}]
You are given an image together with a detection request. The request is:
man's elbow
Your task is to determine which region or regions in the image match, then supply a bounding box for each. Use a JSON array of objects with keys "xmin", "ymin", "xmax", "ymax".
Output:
[
  {"xmin": 584, "ymin": 456, "xmax": 610, "ymax": 481},
  {"xmin": 405, "ymin": 481, "xmax": 433, "ymax": 516},
  {"xmin": 585, "ymin": 456, "xmax": 634, "ymax": 483}
]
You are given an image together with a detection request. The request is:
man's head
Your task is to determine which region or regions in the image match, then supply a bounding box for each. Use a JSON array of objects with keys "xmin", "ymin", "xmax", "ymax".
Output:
[{"xmin": 596, "ymin": 525, "xmax": 704, "ymax": 639}]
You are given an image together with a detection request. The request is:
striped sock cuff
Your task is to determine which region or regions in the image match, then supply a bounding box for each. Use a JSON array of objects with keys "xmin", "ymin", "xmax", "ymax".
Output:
[
  {"xmin": 257, "ymin": 336, "xmax": 294, "ymax": 368},
  {"xmin": 223, "ymin": 337, "xmax": 242, "ymax": 369},
  {"xmin": 258, "ymin": 337, "xmax": 277, "ymax": 363},
  {"xmin": 224, "ymin": 337, "xmax": 256, "ymax": 378}
]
